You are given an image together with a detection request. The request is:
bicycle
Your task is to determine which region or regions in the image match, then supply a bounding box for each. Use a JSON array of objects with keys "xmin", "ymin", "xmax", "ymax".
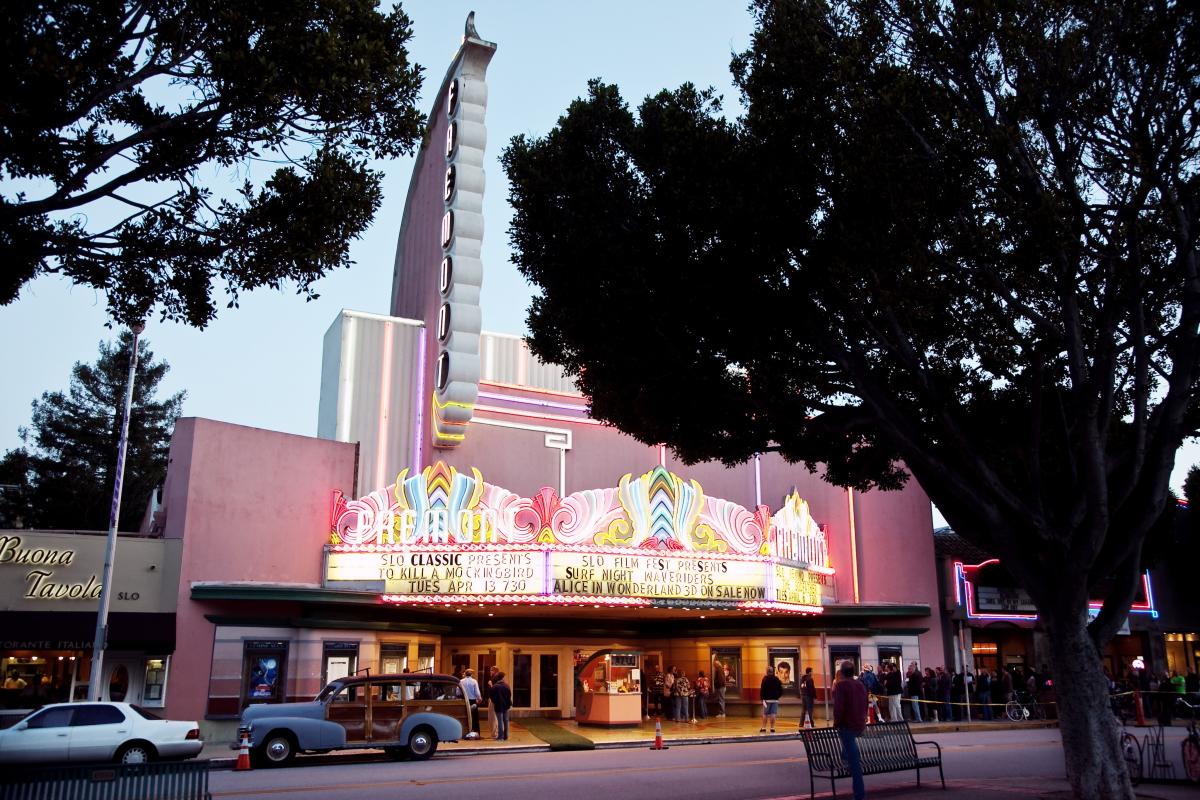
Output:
[
  {"xmin": 1005, "ymin": 690, "xmax": 1047, "ymax": 722},
  {"xmin": 1116, "ymin": 715, "xmax": 1143, "ymax": 786},
  {"xmin": 1180, "ymin": 698, "xmax": 1200, "ymax": 783}
]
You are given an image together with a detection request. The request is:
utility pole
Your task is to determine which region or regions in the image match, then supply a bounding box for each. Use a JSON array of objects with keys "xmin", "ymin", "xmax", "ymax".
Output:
[{"xmin": 88, "ymin": 323, "xmax": 143, "ymax": 701}]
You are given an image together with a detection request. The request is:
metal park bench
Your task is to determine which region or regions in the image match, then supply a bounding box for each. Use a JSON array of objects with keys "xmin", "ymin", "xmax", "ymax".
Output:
[
  {"xmin": 0, "ymin": 759, "xmax": 211, "ymax": 800},
  {"xmin": 800, "ymin": 721, "xmax": 944, "ymax": 799}
]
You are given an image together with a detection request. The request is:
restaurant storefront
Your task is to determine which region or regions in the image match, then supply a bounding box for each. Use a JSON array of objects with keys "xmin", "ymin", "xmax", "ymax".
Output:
[{"xmin": 0, "ymin": 531, "xmax": 181, "ymax": 718}]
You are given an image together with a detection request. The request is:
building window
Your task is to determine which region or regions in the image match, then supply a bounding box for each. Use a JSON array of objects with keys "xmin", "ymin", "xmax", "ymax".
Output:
[
  {"xmin": 711, "ymin": 648, "xmax": 743, "ymax": 698},
  {"xmin": 322, "ymin": 642, "xmax": 359, "ymax": 685},
  {"xmin": 829, "ymin": 645, "xmax": 861, "ymax": 678},
  {"xmin": 242, "ymin": 640, "xmax": 288, "ymax": 706},
  {"xmin": 380, "ymin": 643, "xmax": 408, "ymax": 674},
  {"xmin": 141, "ymin": 657, "xmax": 169, "ymax": 707},
  {"xmin": 769, "ymin": 649, "xmax": 799, "ymax": 697},
  {"xmin": 417, "ymin": 644, "xmax": 436, "ymax": 672}
]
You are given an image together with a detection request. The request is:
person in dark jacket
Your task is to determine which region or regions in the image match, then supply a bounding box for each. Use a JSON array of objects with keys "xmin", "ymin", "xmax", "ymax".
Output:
[
  {"xmin": 760, "ymin": 666, "xmax": 784, "ymax": 733},
  {"xmin": 800, "ymin": 667, "xmax": 817, "ymax": 725},
  {"xmin": 833, "ymin": 661, "xmax": 868, "ymax": 800},
  {"xmin": 951, "ymin": 669, "xmax": 965, "ymax": 721},
  {"xmin": 905, "ymin": 664, "xmax": 923, "ymax": 722},
  {"xmin": 489, "ymin": 671, "xmax": 513, "ymax": 741},
  {"xmin": 884, "ymin": 664, "xmax": 903, "ymax": 722},
  {"xmin": 977, "ymin": 670, "xmax": 992, "ymax": 720}
]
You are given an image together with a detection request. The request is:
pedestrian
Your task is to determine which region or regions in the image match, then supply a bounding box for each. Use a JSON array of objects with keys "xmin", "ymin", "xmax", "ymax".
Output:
[
  {"xmin": 695, "ymin": 671, "xmax": 710, "ymax": 719},
  {"xmin": 460, "ymin": 668, "xmax": 482, "ymax": 738},
  {"xmin": 923, "ymin": 667, "xmax": 938, "ymax": 721},
  {"xmin": 650, "ymin": 665, "xmax": 665, "ymax": 718},
  {"xmin": 801, "ymin": 667, "xmax": 817, "ymax": 725},
  {"xmin": 489, "ymin": 670, "xmax": 512, "ymax": 741},
  {"xmin": 951, "ymin": 669, "xmax": 965, "ymax": 721},
  {"xmin": 663, "ymin": 665, "xmax": 676, "ymax": 720},
  {"xmin": 977, "ymin": 670, "xmax": 992, "ymax": 721},
  {"xmin": 884, "ymin": 663, "xmax": 903, "ymax": 723},
  {"xmin": 676, "ymin": 670, "xmax": 694, "ymax": 722},
  {"xmin": 713, "ymin": 659, "xmax": 727, "ymax": 717},
  {"xmin": 939, "ymin": 667, "xmax": 953, "ymax": 722},
  {"xmin": 905, "ymin": 663, "xmax": 923, "ymax": 722},
  {"xmin": 760, "ymin": 665, "xmax": 783, "ymax": 733},
  {"xmin": 833, "ymin": 661, "xmax": 868, "ymax": 800},
  {"xmin": 486, "ymin": 665, "xmax": 500, "ymax": 739}
]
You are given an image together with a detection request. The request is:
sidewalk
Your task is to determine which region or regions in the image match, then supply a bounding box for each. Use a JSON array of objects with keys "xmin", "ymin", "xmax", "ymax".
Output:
[{"xmin": 201, "ymin": 714, "xmax": 1058, "ymax": 766}]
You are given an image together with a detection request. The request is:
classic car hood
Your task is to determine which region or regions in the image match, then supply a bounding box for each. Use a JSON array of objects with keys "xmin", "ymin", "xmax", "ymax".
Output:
[{"xmin": 241, "ymin": 701, "xmax": 323, "ymax": 722}]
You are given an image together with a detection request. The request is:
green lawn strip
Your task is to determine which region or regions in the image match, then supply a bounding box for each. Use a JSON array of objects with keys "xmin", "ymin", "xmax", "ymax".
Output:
[{"xmin": 517, "ymin": 717, "xmax": 596, "ymax": 750}]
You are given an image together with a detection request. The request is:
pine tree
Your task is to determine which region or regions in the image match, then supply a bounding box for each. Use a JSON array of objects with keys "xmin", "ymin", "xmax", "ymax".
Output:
[{"xmin": 0, "ymin": 333, "xmax": 184, "ymax": 531}]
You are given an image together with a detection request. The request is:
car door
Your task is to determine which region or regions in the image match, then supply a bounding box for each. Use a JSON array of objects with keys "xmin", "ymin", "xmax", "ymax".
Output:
[
  {"xmin": 403, "ymin": 680, "xmax": 468, "ymax": 733},
  {"xmin": 0, "ymin": 706, "xmax": 74, "ymax": 763},
  {"xmin": 325, "ymin": 683, "xmax": 368, "ymax": 745},
  {"xmin": 370, "ymin": 681, "xmax": 404, "ymax": 743},
  {"xmin": 69, "ymin": 704, "xmax": 129, "ymax": 762}
]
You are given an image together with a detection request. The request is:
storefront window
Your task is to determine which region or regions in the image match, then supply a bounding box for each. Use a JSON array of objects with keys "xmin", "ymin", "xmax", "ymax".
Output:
[
  {"xmin": 417, "ymin": 644, "xmax": 436, "ymax": 672},
  {"xmin": 242, "ymin": 640, "xmax": 288, "ymax": 706},
  {"xmin": 829, "ymin": 645, "xmax": 860, "ymax": 678},
  {"xmin": 322, "ymin": 641, "xmax": 359, "ymax": 685},
  {"xmin": 769, "ymin": 649, "xmax": 799, "ymax": 697},
  {"xmin": 141, "ymin": 658, "xmax": 168, "ymax": 707},
  {"xmin": 711, "ymin": 648, "xmax": 742, "ymax": 698},
  {"xmin": 380, "ymin": 643, "xmax": 408, "ymax": 674},
  {"xmin": 878, "ymin": 645, "xmax": 904, "ymax": 673}
]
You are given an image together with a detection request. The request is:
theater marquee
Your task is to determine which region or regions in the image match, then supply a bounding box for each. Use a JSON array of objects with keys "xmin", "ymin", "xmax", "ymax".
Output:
[{"xmin": 323, "ymin": 462, "xmax": 832, "ymax": 614}]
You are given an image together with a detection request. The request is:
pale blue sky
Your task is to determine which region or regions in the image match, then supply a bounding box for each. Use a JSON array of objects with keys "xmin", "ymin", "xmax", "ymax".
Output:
[{"xmin": 1, "ymin": 1, "xmax": 1196, "ymax": 499}]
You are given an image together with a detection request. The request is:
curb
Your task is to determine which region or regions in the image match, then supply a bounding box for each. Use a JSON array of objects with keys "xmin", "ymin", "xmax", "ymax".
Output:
[{"xmin": 205, "ymin": 720, "xmax": 1060, "ymax": 770}]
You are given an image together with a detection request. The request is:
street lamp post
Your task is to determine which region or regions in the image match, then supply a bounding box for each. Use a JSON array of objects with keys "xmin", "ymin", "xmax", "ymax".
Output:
[{"xmin": 88, "ymin": 323, "xmax": 144, "ymax": 701}]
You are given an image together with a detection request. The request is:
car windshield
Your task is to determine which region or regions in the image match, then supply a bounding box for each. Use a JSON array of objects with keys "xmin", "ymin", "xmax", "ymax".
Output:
[
  {"xmin": 315, "ymin": 682, "xmax": 342, "ymax": 702},
  {"xmin": 131, "ymin": 705, "xmax": 163, "ymax": 720}
]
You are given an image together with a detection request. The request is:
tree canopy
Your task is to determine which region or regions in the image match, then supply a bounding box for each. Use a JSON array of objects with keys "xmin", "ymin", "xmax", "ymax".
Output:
[
  {"xmin": 0, "ymin": 332, "xmax": 183, "ymax": 531},
  {"xmin": 503, "ymin": 2, "xmax": 1198, "ymax": 797},
  {"xmin": 1, "ymin": 0, "xmax": 425, "ymax": 327}
]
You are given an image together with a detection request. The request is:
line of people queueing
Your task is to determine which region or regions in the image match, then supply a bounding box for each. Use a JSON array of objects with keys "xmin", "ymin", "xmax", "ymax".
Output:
[{"xmin": 858, "ymin": 662, "xmax": 1056, "ymax": 722}]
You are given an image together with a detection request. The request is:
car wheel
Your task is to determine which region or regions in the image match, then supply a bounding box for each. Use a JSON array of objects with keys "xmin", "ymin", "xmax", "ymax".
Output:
[
  {"xmin": 407, "ymin": 726, "xmax": 438, "ymax": 760},
  {"xmin": 116, "ymin": 741, "xmax": 156, "ymax": 764},
  {"xmin": 258, "ymin": 731, "xmax": 297, "ymax": 767}
]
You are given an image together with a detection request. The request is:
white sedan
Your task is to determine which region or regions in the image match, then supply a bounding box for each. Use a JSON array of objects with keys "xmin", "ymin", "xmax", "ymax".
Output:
[{"xmin": 0, "ymin": 702, "xmax": 203, "ymax": 764}]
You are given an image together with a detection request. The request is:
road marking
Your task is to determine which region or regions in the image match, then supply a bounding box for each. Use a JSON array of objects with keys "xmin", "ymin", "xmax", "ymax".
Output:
[{"xmin": 211, "ymin": 755, "xmax": 807, "ymax": 797}]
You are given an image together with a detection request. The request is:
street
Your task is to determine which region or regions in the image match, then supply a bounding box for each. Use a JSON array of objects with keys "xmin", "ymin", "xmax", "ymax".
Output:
[{"xmin": 207, "ymin": 728, "xmax": 1194, "ymax": 800}]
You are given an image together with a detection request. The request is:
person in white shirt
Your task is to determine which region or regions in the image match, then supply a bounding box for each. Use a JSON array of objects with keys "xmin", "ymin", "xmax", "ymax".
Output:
[{"xmin": 460, "ymin": 668, "xmax": 481, "ymax": 738}]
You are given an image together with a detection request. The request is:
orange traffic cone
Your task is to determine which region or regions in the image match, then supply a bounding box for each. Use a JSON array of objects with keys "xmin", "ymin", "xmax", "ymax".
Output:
[
  {"xmin": 802, "ymin": 712, "xmax": 814, "ymax": 729},
  {"xmin": 868, "ymin": 699, "xmax": 879, "ymax": 725},
  {"xmin": 649, "ymin": 718, "xmax": 668, "ymax": 750},
  {"xmin": 235, "ymin": 733, "xmax": 252, "ymax": 771},
  {"xmin": 1134, "ymin": 690, "xmax": 1146, "ymax": 727}
]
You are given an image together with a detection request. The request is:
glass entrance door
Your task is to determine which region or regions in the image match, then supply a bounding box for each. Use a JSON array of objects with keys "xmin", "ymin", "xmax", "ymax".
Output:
[{"xmin": 512, "ymin": 653, "xmax": 559, "ymax": 711}]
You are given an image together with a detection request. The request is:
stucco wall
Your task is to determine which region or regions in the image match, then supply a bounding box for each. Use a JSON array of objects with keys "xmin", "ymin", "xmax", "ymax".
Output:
[{"xmin": 162, "ymin": 418, "xmax": 357, "ymax": 720}]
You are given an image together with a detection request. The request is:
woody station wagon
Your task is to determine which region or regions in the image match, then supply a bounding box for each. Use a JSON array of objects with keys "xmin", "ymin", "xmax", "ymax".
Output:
[{"xmin": 236, "ymin": 673, "xmax": 469, "ymax": 766}]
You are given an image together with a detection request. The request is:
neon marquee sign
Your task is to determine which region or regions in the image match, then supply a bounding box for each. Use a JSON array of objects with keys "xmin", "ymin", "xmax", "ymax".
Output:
[{"xmin": 326, "ymin": 462, "xmax": 832, "ymax": 614}]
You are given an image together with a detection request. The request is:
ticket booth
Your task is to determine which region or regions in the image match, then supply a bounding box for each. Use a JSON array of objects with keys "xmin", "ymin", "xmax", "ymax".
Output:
[{"xmin": 575, "ymin": 650, "xmax": 642, "ymax": 727}]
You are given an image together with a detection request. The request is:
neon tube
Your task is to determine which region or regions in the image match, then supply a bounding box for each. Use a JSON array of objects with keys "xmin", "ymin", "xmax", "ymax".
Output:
[
  {"xmin": 477, "ymin": 391, "xmax": 590, "ymax": 413},
  {"xmin": 846, "ymin": 488, "xmax": 860, "ymax": 603}
]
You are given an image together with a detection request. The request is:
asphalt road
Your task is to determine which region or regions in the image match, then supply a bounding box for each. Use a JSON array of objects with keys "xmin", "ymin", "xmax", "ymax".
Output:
[{"xmin": 206, "ymin": 728, "xmax": 1193, "ymax": 800}]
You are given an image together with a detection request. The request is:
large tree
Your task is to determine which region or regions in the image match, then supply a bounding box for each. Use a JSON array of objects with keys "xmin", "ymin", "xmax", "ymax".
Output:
[
  {"xmin": 502, "ymin": 1, "xmax": 1199, "ymax": 797},
  {"xmin": 0, "ymin": 332, "xmax": 184, "ymax": 531},
  {"xmin": 1, "ymin": 0, "xmax": 424, "ymax": 327}
]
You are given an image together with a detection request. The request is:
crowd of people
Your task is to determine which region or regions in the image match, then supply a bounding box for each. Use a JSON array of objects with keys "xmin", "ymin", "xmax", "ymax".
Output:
[
  {"xmin": 1108, "ymin": 665, "xmax": 1199, "ymax": 724},
  {"xmin": 858, "ymin": 661, "xmax": 1062, "ymax": 722}
]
